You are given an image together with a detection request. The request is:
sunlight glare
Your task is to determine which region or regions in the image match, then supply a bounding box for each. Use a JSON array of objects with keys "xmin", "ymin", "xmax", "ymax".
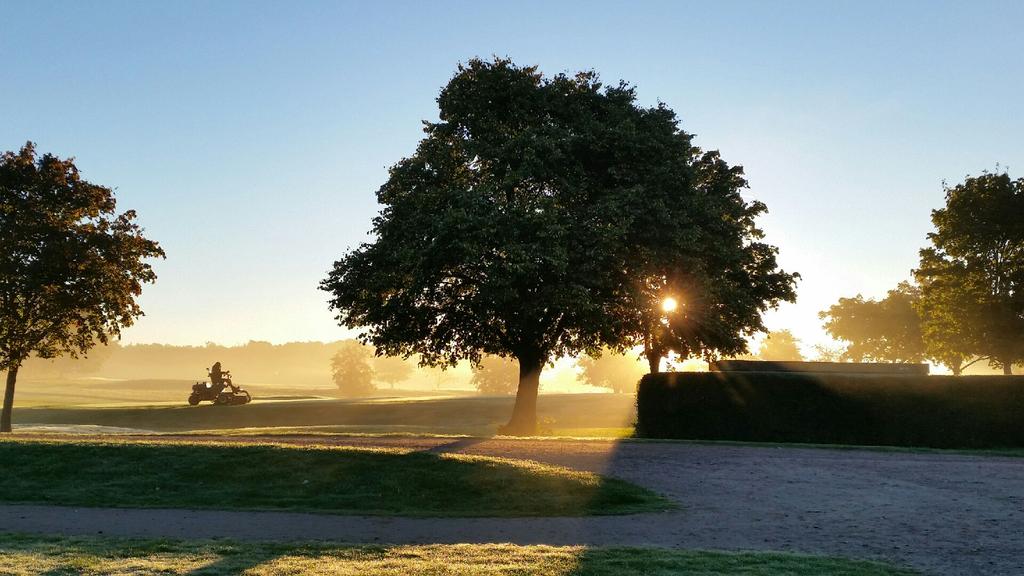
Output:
[{"xmin": 661, "ymin": 297, "xmax": 678, "ymax": 313}]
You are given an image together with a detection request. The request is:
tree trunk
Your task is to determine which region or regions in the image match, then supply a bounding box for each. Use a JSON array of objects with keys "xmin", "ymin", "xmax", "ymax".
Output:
[
  {"xmin": 1, "ymin": 365, "xmax": 18, "ymax": 433},
  {"xmin": 500, "ymin": 352, "xmax": 544, "ymax": 436},
  {"xmin": 645, "ymin": 350, "xmax": 661, "ymax": 374},
  {"xmin": 1003, "ymin": 361, "xmax": 1013, "ymax": 375},
  {"xmin": 952, "ymin": 365, "xmax": 963, "ymax": 377}
]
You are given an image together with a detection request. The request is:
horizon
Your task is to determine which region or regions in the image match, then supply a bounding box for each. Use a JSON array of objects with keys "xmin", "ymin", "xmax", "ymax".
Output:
[{"xmin": 3, "ymin": 1, "xmax": 1022, "ymax": 352}]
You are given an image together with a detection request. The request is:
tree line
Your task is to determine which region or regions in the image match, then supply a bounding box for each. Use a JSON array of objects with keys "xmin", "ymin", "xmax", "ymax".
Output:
[{"xmin": 822, "ymin": 172, "xmax": 1024, "ymax": 375}]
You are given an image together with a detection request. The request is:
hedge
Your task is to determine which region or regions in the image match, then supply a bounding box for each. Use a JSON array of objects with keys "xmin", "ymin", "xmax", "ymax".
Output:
[{"xmin": 635, "ymin": 371, "xmax": 1024, "ymax": 448}]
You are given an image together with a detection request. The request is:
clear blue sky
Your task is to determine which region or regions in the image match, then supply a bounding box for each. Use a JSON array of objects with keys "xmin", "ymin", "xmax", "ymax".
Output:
[{"xmin": 3, "ymin": 1, "xmax": 1022, "ymax": 351}]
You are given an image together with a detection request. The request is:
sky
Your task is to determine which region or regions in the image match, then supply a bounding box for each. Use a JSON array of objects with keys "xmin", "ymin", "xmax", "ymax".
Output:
[{"xmin": 2, "ymin": 1, "xmax": 1023, "ymax": 353}]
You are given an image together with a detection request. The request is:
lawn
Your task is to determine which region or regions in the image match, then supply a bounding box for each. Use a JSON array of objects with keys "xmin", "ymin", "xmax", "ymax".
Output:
[
  {"xmin": 0, "ymin": 534, "xmax": 919, "ymax": 576},
  {"xmin": 0, "ymin": 438, "xmax": 667, "ymax": 516},
  {"xmin": 12, "ymin": 393, "xmax": 638, "ymax": 436}
]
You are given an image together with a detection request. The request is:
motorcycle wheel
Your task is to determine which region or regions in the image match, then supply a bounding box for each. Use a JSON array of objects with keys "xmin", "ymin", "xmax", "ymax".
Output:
[{"xmin": 188, "ymin": 395, "xmax": 200, "ymax": 406}]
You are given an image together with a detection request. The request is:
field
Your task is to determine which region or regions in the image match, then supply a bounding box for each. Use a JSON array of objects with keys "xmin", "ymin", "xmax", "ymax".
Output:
[
  {"xmin": 12, "ymin": 382, "xmax": 637, "ymax": 437},
  {"xmin": 0, "ymin": 534, "xmax": 917, "ymax": 576},
  {"xmin": 0, "ymin": 438, "xmax": 666, "ymax": 516}
]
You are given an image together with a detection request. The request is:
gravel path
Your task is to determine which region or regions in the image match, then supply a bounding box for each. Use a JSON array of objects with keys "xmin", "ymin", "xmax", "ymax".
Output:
[{"xmin": 2, "ymin": 435, "xmax": 1022, "ymax": 575}]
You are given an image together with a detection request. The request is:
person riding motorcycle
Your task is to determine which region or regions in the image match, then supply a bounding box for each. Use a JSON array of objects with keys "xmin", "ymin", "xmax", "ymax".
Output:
[{"xmin": 209, "ymin": 361, "xmax": 231, "ymax": 394}]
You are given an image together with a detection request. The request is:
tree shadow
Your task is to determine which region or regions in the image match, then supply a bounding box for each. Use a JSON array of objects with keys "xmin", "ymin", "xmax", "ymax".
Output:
[{"xmin": 421, "ymin": 436, "xmax": 493, "ymax": 454}]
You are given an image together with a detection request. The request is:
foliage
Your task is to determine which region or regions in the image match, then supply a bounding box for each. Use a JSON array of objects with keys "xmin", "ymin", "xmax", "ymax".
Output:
[
  {"xmin": 914, "ymin": 171, "xmax": 1024, "ymax": 374},
  {"xmin": 471, "ymin": 355, "xmax": 519, "ymax": 395},
  {"xmin": 330, "ymin": 340, "xmax": 375, "ymax": 396},
  {"xmin": 627, "ymin": 152, "xmax": 800, "ymax": 373},
  {"xmin": 637, "ymin": 371, "xmax": 1024, "ymax": 448},
  {"xmin": 0, "ymin": 143, "xmax": 163, "ymax": 432},
  {"xmin": 321, "ymin": 58, "xmax": 796, "ymax": 434},
  {"xmin": 372, "ymin": 354, "xmax": 414, "ymax": 388},
  {"xmin": 0, "ymin": 535, "xmax": 917, "ymax": 576},
  {"xmin": 812, "ymin": 344, "xmax": 843, "ymax": 362},
  {"xmin": 914, "ymin": 261, "xmax": 986, "ymax": 375},
  {"xmin": 819, "ymin": 282, "xmax": 926, "ymax": 363},
  {"xmin": 576, "ymin": 348, "xmax": 646, "ymax": 393},
  {"xmin": 0, "ymin": 439, "xmax": 668, "ymax": 516},
  {"xmin": 757, "ymin": 330, "xmax": 804, "ymax": 361}
]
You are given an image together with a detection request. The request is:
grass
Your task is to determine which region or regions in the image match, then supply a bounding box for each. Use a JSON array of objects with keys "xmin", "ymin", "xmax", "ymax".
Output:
[
  {"xmin": 0, "ymin": 438, "xmax": 668, "ymax": 516},
  {"xmin": 12, "ymin": 393, "xmax": 638, "ymax": 434},
  {"xmin": 0, "ymin": 534, "xmax": 919, "ymax": 575}
]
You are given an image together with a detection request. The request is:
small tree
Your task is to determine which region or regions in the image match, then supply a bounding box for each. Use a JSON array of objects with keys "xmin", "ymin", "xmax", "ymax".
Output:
[
  {"xmin": 577, "ymin": 348, "xmax": 646, "ymax": 393},
  {"xmin": 914, "ymin": 171, "xmax": 1024, "ymax": 374},
  {"xmin": 0, "ymin": 143, "xmax": 163, "ymax": 432},
  {"xmin": 373, "ymin": 354, "xmax": 414, "ymax": 389},
  {"xmin": 819, "ymin": 282, "xmax": 926, "ymax": 363},
  {"xmin": 330, "ymin": 340, "xmax": 375, "ymax": 396},
  {"xmin": 471, "ymin": 355, "xmax": 519, "ymax": 395},
  {"xmin": 757, "ymin": 330, "xmax": 804, "ymax": 361}
]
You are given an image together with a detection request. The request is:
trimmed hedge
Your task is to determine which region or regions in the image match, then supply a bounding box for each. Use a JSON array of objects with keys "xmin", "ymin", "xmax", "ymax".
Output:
[{"xmin": 636, "ymin": 371, "xmax": 1024, "ymax": 448}]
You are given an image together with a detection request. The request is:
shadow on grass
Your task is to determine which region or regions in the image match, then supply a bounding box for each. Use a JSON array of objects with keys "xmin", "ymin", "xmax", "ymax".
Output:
[
  {"xmin": 0, "ymin": 438, "xmax": 669, "ymax": 517},
  {"xmin": 423, "ymin": 436, "xmax": 493, "ymax": 454}
]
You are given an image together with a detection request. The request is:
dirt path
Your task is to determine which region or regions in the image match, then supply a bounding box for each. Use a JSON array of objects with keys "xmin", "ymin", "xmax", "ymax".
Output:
[{"xmin": 3, "ymin": 435, "xmax": 1022, "ymax": 575}]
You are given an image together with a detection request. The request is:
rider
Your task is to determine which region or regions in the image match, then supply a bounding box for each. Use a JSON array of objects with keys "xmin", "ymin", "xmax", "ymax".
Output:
[{"xmin": 209, "ymin": 361, "xmax": 231, "ymax": 393}]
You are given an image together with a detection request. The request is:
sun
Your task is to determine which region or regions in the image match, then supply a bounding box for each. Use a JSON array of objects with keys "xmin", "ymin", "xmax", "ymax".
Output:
[{"xmin": 661, "ymin": 297, "xmax": 679, "ymax": 313}]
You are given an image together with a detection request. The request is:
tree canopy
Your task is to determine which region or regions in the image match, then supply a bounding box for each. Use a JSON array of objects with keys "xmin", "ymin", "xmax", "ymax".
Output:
[
  {"xmin": 330, "ymin": 340, "xmax": 375, "ymax": 396},
  {"xmin": 0, "ymin": 143, "xmax": 163, "ymax": 432},
  {"xmin": 819, "ymin": 282, "xmax": 926, "ymax": 363},
  {"xmin": 914, "ymin": 171, "xmax": 1024, "ymax": 374},
  {"xmin": 321, "ymin": 58, "xmax": 797, "ymax": 434}
]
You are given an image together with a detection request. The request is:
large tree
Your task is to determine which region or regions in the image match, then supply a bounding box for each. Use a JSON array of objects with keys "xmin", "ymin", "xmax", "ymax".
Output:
[
  {"xmin": 321, "ymin": 58, "xmax": 796, "ymax": 434},
  {"xmin": 914, "ymin": 172, "xmax": 1024, "ymax": 374},
  {"xmin": 819, "ymin": 282, "xmax": 927, "ymax": 363},
  {"xmin": 0, "ymin": 143, "xmax": 163, "ymax": 432}
]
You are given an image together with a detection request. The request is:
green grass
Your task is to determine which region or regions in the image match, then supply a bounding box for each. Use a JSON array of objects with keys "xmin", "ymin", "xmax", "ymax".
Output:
[
  {"xmin": 13, "ymin": 393, "xmax": 638, "ymax": 435},
  {"xmin": 0, "ymin": 438, "xmax": 668, "ymax": 516},
  {"xmin": 0, "ymin": 534, "xmax": 919, "ymax": 575}
]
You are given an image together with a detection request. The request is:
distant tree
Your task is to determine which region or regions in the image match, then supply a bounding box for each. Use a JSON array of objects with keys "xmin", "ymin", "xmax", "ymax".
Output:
[
  {"xmin": 819, "ymin": 282, "xmax": 927, "ymax": 363},
  {"xmin": 330, "ymin": 340, "xmax": 375, "ymax": 396},
  {"xmin": 26, "ymin": 340, "xmax": 117, "ymax": 379},
  {"xmin": 811, "ymin": 344, "xmax": 843, "ymax": 362},
  {"xmin": 321, "ymin": 58, "xmax": 796, "ymax": 434},
  {"xmin": 914, "ymin": 171, "xmax": 1024, "ymax": 374},
  {"xmin": 0, "ymin": 143, "xmax": 163, "ymax": 432},
  {"xmin": 471, "ymin": 355, "xmax": 519, "ymax": 395},
  {"xmin": 913, "ymin": 260, "xmax": 988, "ymax": 375},
  {"xmin": 372, "ymin": 354, "xmax": 414, "ymax": 389},
  {"xmin": 576, "ymin": 348, "xmax": 646, "ymax": 393},
  {"xmin": 757, "ymin": 330, "xmax": 804, "ymax": 361}
]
